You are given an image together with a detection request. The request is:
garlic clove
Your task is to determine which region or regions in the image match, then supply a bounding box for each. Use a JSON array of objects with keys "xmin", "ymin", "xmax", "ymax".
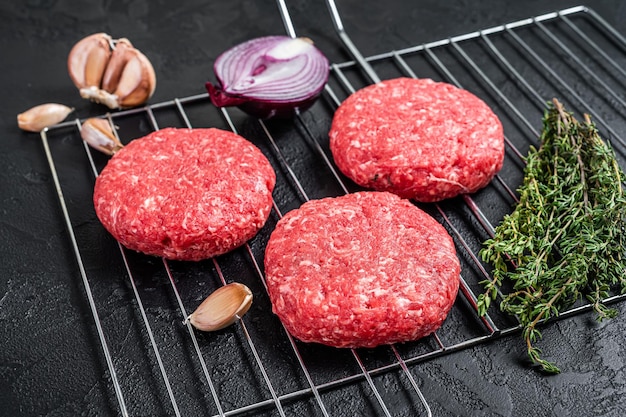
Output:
[
  {"xmin": 17, "ymin": 103, "xmax": 74, "ymax": 132},
  {"xmin": 68, "ymin": 33, "xmax": 112, "ymax": 90},
  {"xmin": 113, "ymin": 48, "xmax": 157, "ymax": 108},
  {"xmin": 100, "ymin": 38, "xmax": 134, "ymax": 94},
  {"xmin": 186, "ymin": 283, "xmax": 253, "ymax": 332},
  {"xmin": 80, "ymin": 118, "xmax": 124, "ymax": 155}
]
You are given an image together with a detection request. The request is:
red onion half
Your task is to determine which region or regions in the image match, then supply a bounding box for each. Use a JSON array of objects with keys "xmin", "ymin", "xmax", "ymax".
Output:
[{"xmin": 206, "ymin": 36, "xmax": 330, "ymax": 119}]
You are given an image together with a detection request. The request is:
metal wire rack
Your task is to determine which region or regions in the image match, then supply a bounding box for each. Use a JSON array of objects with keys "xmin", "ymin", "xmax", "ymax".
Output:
[{"xmin": 40, "ymin": 2, "xmax": 626, "ymax": 416}]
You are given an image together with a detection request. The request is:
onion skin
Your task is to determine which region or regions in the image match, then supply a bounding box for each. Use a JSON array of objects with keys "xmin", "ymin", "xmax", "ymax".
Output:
[{"xmin": 206, "ymin": 36, "xmax": 329, "ymax": 119}]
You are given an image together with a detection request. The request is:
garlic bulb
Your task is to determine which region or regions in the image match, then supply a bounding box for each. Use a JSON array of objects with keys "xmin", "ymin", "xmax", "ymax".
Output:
[{"xmin": 68, "ymin": 33, "xmax": 156, "ymax": 109}]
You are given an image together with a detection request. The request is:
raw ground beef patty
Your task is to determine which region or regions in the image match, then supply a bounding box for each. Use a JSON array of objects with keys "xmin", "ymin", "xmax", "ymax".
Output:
[
  {"xmin": 264, "ymin": 191, "xmax": 461, "ymax": 348},
  {"xmin": 93, "ymin": 127, "xmax": 276, "ymax": 261},
  {"xmin": 329, "ymin": 77, "xmax": 505, "ymax": 202}
]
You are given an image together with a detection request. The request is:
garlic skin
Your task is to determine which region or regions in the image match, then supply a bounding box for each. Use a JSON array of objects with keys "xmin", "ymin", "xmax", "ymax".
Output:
[
  {"xmin": 17, "ymin": 103, "xmax": 74, "ymax": 132},
  {"xmin": 68, "ymin": 33, "xmax": 156, "ymax": 109},
  {"xmin": 186, "ymin": 283, "xmax": 253, "ymax": 332},
  {"xmin": 80, "ymin": 118, "xmax": 123, "ymax": 155}
]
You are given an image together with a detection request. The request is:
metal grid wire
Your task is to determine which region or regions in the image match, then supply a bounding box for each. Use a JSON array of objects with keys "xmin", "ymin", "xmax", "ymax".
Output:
[{"xmin": 40, "ymin": 3, "xmax": 626, "ymax": 416}]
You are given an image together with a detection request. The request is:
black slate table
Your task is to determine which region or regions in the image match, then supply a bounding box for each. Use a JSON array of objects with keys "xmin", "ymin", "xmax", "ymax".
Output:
[{"xmin": 3, "ymin": 1, "xmax": 626, "ymax": 416}]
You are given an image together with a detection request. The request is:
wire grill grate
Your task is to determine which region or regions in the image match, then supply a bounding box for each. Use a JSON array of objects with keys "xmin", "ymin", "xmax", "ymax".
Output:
[{"xmin": 40, "ymin": 4, "xmax": 626, "ymax": 416}]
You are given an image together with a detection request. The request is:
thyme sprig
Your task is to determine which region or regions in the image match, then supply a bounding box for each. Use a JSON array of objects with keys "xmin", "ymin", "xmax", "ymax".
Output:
[{"xmin": 477, "ymin": 99, "xmax": 626, "ymax": 374}]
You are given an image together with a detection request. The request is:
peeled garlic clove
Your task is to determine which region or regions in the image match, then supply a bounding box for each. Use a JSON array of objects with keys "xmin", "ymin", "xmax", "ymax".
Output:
[
  {"xmin": 68, "ymin": 33, "xmax": 113, "ymax": 90},
  {"xmin": 80, "ymin": 118, "xmax": 123, "ymax": 155},
  {"xmin": 17, "ymin": 103, "xmax": 74, "ymax": 132},
  {"xmin": 186, "ymin": 283, "xmax": 253, "ymax": 332}
]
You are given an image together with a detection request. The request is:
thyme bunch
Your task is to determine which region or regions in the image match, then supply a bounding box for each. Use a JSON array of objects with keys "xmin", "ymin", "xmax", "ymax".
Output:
[{"xmin": 477, "ymin": 99, "xmax": 626, "ymax": 373}]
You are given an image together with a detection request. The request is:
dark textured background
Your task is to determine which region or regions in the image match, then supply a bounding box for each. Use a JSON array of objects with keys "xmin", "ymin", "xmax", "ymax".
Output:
[{"xmin": 3, "ymin": 1, "xmax": 626, "ymax": 416}]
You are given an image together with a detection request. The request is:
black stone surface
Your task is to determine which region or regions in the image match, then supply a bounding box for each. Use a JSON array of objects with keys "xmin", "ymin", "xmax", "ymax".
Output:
[{"xmin": 2, "ymin": 1, "xmax": 626, "ymax": 416}]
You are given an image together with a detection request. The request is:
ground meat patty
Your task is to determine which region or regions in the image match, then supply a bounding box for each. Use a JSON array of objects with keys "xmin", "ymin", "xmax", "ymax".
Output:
[
  {"xmin": 329, "ymin": 77, "xmax": 504, "ymax": 202},
  {"xmin": 93, "ymin": 127, "xmax": 275, "ymax": 261},
  {"xmin": 264, "ymin": 191, "xmax": 460, "ymax": 348}
]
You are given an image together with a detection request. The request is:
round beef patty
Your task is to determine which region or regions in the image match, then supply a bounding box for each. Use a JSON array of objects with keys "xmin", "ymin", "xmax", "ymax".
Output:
[
  {"xmin": 264, "ymin": 191, "xmax": 461, "ymax": 348},
  {"xmin": 93, "ymin": 127, "xmax": 276, "ymax": 261},
  {"xmin": 329, "ymin": 77, "xmax": 504, "ymax": 202}
]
